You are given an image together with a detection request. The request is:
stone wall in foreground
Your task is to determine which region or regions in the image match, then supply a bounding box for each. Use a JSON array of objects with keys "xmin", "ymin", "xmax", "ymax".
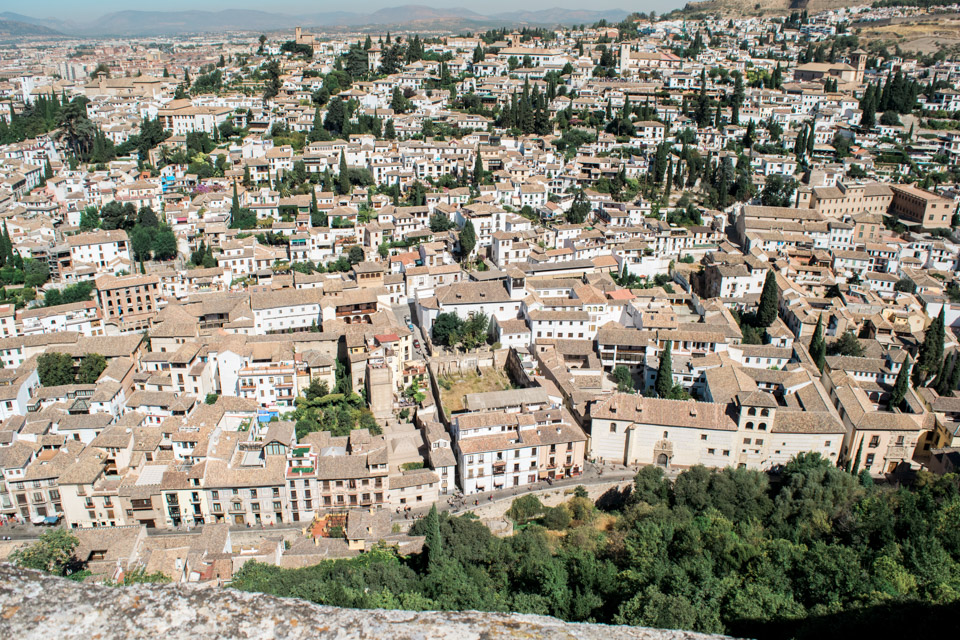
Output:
[{"xmin": 0, "ymin": 563, "xmax": 735, "ymax": 640}]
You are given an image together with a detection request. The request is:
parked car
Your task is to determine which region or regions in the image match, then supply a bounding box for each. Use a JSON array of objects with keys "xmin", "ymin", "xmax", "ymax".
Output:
[{"xmin": 414, "ymin": 339, "xmax": 420, "ymax": 349}]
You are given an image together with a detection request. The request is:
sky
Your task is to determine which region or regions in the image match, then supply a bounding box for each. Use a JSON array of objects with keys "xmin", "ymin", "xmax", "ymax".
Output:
[{"xmin": 10, "ymin": 0, "xmax": 688, "ymax": 22}]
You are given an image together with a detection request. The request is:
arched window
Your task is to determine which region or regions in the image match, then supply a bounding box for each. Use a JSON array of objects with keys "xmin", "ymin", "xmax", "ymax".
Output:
[
  {"xmin": 760, "ymin": 408, "xmax": 770, "ymax": 417},
  {"xmin": 748, "ymin": 407, "xmax": 757, "ymax": 416},
  {"xmin": 758, "ymin": 423, "xmax": 767, "ymax": 431},
  {"xmin": 746, "ymin": 422, "xmax": 754, "ymax": 430}
]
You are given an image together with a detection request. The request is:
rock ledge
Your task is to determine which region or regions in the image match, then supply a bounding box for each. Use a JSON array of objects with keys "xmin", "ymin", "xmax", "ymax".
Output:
[{"xmin": 0, "ymin": 563, "xmax": 731, "ymax": 639}]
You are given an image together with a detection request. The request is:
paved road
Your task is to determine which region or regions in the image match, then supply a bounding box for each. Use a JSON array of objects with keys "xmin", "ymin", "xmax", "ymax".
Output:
[
  {"xmin": 390, "ymin": 302, "xmax": 427, "ymax": 361},
  {"xmin": 391, "ymin": 460, "xmax": 640, "ymax": 522}
]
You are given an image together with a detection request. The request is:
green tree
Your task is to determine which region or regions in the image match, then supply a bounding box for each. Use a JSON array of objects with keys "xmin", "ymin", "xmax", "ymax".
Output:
[
  {"xmin": 337, "ymin": 150, "xmax": 350, "ymax": 196},
  {"xmin": 432, "ymin": 312, "xmax": 464, "ymax": 347},
  {"xmin": 810, "ymin": 314, "xmax": 826, "ymax": 372},
  {"xmin": 430, "ymin": 212, "xmax": 453, "ymax": 233},
  {"xmin": 756, "ymin": 269, "xmax": 779, "ymax": 328},
  {"xmin": 129, "ymin": 225, "xmax": 153, "ymax": 261},
  {"xmin": 76, "ymin": 353, "xmax": 107, "ymax": 384},
  {"xmin": 507, "ymin": 494, "xmax": 544, "ymax": 525},
  {"xmin": 655, "ymin": 342, "xmax": 672, "ymax": 398},
  {"xmin": 458, "ymin": 220, "xmax": 476, "ymax": 260},
  {"xmin": 151, "ymin": 226, "xmax": 178, "ymax": 261},
  {"xmin": 890, "ymin": 356, "xmax": 911, "ymax": 411},
  {"xmin": 37, "ymin": 352, "xmax": 75, "ymax": 386},
  {"xmin": 913, "ymin": 308, "xmax": 945, "ymax": 387},
  {"xmin": 567, "ymin": 189, "xmax": 591, "ymax": 224},
  {"xmin": 827, "ymin": 330, "xmax": 864, "ymax": 357},
  {"xmin": 613, "ymin": 365, "xmax": 633, "ymax": 392},
  {"xmin": 423, "ymin": 504, "xmax": 443, "ymax": 568},
  {"xmin": 79, "ymin": 206, "xmax": 101, "ymax": 231},
  {"xmin": 9, "ymin": 529, "xmax": 81, "ymax": 576},
  {"xmin": 472, "ymin": 152, "xmax": 484, "ymax": 187}
]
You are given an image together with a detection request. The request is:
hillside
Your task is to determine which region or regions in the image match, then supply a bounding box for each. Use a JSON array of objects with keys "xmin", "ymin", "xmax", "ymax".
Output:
[
  {"xmin": 682, "ymin": 0, "xmax": 855, "ymax": 17},
  {"xmin": 0, "ymin": 17, "xmax": 61, "ymax": 36}
]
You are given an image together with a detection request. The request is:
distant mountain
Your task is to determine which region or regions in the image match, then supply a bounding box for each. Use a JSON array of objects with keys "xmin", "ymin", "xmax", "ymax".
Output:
[
  {"xmin": 492, "ymin": 8, "xmax": 630, "ymax": 25},
  {"xmin": 0, "ymin": 11, "xmax": 71, "ymax": 33},
  {"xmin": 86, "ymin": 10, "xmax": 298, "ymax": 36},
  {"xmin": 5, "ymin": 5, "xmax": 633, "ymax": 36},
  {"xmin": 365, "ymin": 5, "xmax": 484, "ymax": 25},
  {"xmin": 0, "ymin": 17, "xmax": 61, "ymax": 36},
  {"xmin": 300, "ymin": 12, "xmax": 364, "ymax": 27}
]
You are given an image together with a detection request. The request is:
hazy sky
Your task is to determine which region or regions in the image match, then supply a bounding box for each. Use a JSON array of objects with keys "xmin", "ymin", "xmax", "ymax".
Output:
[{"xmin": 12, "ymin": 1, "xmax": 688, "ymax": 22}]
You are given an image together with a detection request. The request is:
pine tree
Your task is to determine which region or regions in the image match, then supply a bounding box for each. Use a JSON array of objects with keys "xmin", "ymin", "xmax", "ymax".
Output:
[
  {"xmin": 810, "ymin": 314, "xmax": 826, "ymax": 373},
  {"xmin": 384, "ymin": 119, "xmax": 396, "ymax": 140},
  {"xmin": 655, "ymin": 342, "xmax": 673, "ymax": 398},
  {"xmin": 890, "ymin": 356, "xmax": 911, "ymax": 411},
  {"xmin": 756, "ymin": 269, "xmax": 779, "ymax": 328}
]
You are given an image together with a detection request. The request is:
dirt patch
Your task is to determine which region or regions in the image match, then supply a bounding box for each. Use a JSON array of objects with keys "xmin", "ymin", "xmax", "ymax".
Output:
[
  {"xmin": 855, "ymin": 16, "xmax": 960, "ymax": 54},
  {"xmin": 438, "ymin": 368, "xmax": 515, "ymax": 414}
]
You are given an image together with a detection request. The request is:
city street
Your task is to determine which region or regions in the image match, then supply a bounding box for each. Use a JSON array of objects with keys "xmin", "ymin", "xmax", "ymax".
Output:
[{"xmin": 389, "ymin": 302, "xmax": 427, "ymax": 361}]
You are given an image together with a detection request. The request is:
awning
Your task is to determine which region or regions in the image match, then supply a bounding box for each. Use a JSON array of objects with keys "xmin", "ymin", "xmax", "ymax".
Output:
[
  {"xmin": 43, "ymin": 516, "xmax": 59, "ymax": 525},
  {"xmin": 30, "ymin": 515, "xmax": 45, "ymax": 524}
]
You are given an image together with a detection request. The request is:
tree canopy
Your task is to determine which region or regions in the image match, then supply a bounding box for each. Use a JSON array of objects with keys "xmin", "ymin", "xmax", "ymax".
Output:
[{"xmin": 231, "ymin": 456, "xmax": 960, "ymax": 639}]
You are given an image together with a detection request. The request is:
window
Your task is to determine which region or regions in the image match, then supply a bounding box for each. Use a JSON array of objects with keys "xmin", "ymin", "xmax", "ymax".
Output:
[
  {"xmin": 700, "ymin": 434, "xmax": 707, "ymax": 441},
  {"xmin": 609, "ymin": 424, "xmax": 616, "ymax": 433},
  {"xmin": 869, "ymin": 436, "xmax": 880, "ymax": 448},
  {"xmin": 865, "ymin": 453, "xmax": 875, "ymax": 467}
]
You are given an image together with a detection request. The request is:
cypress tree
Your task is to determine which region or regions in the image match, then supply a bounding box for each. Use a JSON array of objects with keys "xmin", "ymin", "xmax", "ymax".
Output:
[
  {"xmin": 459, "ymin": 219, "xmax": 476, "ymax": 260},
  {"xmin": 810, "ymin": 314, "xmax": 826, "ymax": 373},
  {"xmin": 932, "ymin": 353, "xmax": 953, "ymax": 396},
  {"xmin": 230, "ymin": 180, "xmax": 240, "ymax": 224},
  {"xmin": 756, "ymin": 269, "xmax": 779, "ymax": 328},
  {"xmin": 947, "ymin": 353, "xmax": 960, "ymax": 396},
  {"xmin": 472, "ymin": 152, "xmax": 483, "ymax": 187},
  {"xmin": 423, "ymin": 504, "xmax": 442, "ymax": 569},
  {"xmin": 851, "ymin": 438, "xmax": 864, "ymax": 475},
  {"xmin": 655, "ymin": 342, "xmax": 673, "ymax": 398},
  {"xmin": 913, "ymin": 309, "xmax": 945, "ymax": 387},
  {"xmin": 337, "ymin": 150, "xmax": 350, "ymax": 196},
  {"xmin": 2, "ymin": 222, "xmax": 13, "ymax": 265},
  {"xmin": 890, "ymin": 356, "xmax": 911, "ymax": 411}
]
